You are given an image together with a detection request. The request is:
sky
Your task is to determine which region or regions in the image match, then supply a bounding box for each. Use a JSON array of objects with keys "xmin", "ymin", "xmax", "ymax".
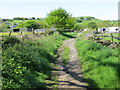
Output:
[{"xmin": 0, "ymin": 0, "xmax": 119, "ymax": 20}]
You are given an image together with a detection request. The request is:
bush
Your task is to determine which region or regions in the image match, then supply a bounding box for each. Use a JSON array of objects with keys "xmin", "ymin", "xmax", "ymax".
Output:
[{"xmin": 2, "ymin": 36, "xmax": 21, "ymax": 49}]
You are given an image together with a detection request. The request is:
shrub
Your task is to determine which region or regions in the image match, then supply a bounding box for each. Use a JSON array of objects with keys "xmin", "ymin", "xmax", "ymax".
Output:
[{"xmin": 2, "ymin": 36, "xmax": 20, "ymax": 49}]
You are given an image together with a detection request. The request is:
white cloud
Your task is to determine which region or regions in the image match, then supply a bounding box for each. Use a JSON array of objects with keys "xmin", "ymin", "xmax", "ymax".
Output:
[{"xmin": 1, "ymin": 0, "xmax": 119, "ymax": 2}]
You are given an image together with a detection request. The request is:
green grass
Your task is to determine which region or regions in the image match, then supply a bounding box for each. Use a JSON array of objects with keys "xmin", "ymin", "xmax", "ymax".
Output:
[
  {"xmin": 102, "ymin": 37, "xmax": 119, "ymax": 43},
  {"xmin": 2, "ymin": 32, "xmax": 68, "ymax": 88},
  {"xmin": 1, "ymin": 32, "xmax": 33, "ymax": 36},
  {"xmin": 61, "ymin": 47, "xmax": 70, "ymax": 65},
  {"xmin": 64, "ymin": 32, "xmax": 78, "ymax": 37},
  {"xmin": 96, "ymin": 33, "xmax": 119, "ymax": 42},
  {"xmin": 75, "ymin": 38, "xmax": 120, "ymax": 88},
  {"xmin": 95, "ymin": 33, "xmax": 119, "ymax": 43},
  {"xmin": 4, "ymin": 20, "xmax": 23, "ymax": 25},
  {"xmin": 102, "ymin": 33, "xmax": 119, "ymax": 37},
  {"xmin": 13, "ymin": 20, "xmax": 23, "ymax": 23}
]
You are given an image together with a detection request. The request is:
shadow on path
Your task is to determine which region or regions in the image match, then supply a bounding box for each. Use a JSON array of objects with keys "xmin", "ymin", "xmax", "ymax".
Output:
[
  {"xmin": 61, "ymin": 64, "xmax": 99, "ymax": 89},
  {"xmin": 61, "ymin": 33, "xmax": 76, "ymax": 38}
]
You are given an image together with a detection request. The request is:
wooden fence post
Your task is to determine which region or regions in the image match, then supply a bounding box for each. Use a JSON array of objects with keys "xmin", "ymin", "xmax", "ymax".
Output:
[
  {"xmin": 9, "ymin": 31, "xmax": 12, "ymax": 36},
  {"xmin": 20, "ymin": 31, "xmax": 22, "ymax": 35},
  {"xmin": 101, "ymin": 32, "xmax": 103, "ymax": 39},
  {"xmin": 111, "ymin": 33, "xmax": 113, "ymax": 43},
  {"xmin": 32, "ymin": 28, "xmax": 34, "ymax": 34}
]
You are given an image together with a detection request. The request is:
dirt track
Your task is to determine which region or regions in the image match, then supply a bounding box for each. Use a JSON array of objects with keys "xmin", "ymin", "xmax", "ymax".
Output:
[{"xmin": 57, "ymin": 38, "xmax": 88, "ymax": 89}]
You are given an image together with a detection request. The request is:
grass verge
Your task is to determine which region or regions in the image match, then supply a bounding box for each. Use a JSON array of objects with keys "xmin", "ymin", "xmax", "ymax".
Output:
[
  {"xmin": 75, "ymin": 37, "xmax": 120, "ymax": 88},
  {"xmin": 61, "ymin": 47, "xmax": 70, "ymax": 65}
]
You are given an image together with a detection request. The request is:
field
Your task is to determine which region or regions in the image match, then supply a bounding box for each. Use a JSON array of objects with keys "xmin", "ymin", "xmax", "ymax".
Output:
[
  {"xmin": 102, "ymin": 33, "xmax": 119, "ymax": 37},
  {"xmin": 0, "ymin": 32, "xmax": 33, "ymax": 36},
  {"xmin": 6, "ymin": 20, "xmax": 23, "ymax": 24}
]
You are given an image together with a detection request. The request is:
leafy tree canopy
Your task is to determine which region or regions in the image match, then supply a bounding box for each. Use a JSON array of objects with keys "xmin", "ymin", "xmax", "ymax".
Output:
[
  {"xmin": 46, "ymin": 7, "xmax": 75, "ymax": 32},
  {"xmin": 88, "ymin": 22, "xmax": 98, "ymax": 29},
  {"xmin": 17, "ymin": 20, "xmax": 41, "ymax": 29}
]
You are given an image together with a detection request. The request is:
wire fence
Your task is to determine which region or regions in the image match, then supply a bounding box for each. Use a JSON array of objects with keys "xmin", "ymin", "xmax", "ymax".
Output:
[{"xmin": 94, "ymin": 33, "xmax": 120, "ymax": 43}]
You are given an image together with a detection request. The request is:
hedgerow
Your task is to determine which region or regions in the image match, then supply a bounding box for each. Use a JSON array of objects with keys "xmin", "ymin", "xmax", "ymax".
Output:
[{"xmin": 2, "ymin": 32, "xmax": 67, "ymax": 88}]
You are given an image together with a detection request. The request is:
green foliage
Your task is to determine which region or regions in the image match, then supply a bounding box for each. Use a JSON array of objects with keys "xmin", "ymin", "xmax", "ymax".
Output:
[
  {"xmin": 112, "ymin": 21, "xmax": 119, "ymax": 27},
  {"xmin": 2, "ymin": 36, "xmax": 21, "ymax": 49},
  {"xmin": 97, "ymin": 20, "xmax": 111, "ymax": 27},
  {"xmin": 64, "ymin": 32, "xmax": 77, "ymax": 37},
  {"xmin": 95, "ymin": 33, "xmax": 119, "ymax": 43},
  {"xmin": 13, "ymin": 17, "xmax": 26, "ymax": 20},
  {"xmin": 74, "ymin": 17, "xmax": 116, "ymax": 29},
  {"xmin": 2, "ymin": 33, "xmax": 67, "ymax": 88},
  {"xmin": 75, "ymin": 16, "xmax": 97, "ymax": 23},
  {"xmin": 46, "ymin": 7, "xmax": 75, "ymax": 32},
  {"xmin": 62, "ymin": 47, "xmax": 70, "ymax": 65},
  {"xmin": 88, "ymin": 22, "xmax": 98, "ymax": 29},
  {"xmin": 13, "ymin": 17, "xmax": 34, "ymax": 20},
  {"xmin": 17, "ymin": 20, "xmax": 42, "ymax": 29},
  {"xmin": 73, "ymin": 23, "xmax": 85, "ymax": 31},
  {"xmin": 76, "ymin": 20, "xmax": 99, "ymax": 29},
  {"xmin": 75, "ymin": 39, "xmax": 120, "ymax": 88},
  {"xmin": 0, "ymin": 23, "xmax": 10, "ymax": 32},
  {"xmin": 76, "ymin": 21, "xmax": 89, "ymax": 29}
]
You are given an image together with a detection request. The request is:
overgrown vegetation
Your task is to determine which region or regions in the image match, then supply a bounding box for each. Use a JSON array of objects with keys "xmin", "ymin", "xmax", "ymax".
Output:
[
  {"xmin": 0, "ymin": 23, "xmax": 10, "ymax": 32},
  {"xmin": 75, "ymin": 37, "xmax": 120, "ymax": 88},
  {"xmin": 17, "ymin": 20, "xmax": 46, "ymax": 29},
  {"xmin": 2, "ymin": 32, "xmax": 67, "ymax": 88},
  {"xmin": 1, "ymin": 7, "xmax": 119, "ymax": 89},
  {"xmin": 62, "ymin": 47, "xmax": 70, "ymax": 65}
]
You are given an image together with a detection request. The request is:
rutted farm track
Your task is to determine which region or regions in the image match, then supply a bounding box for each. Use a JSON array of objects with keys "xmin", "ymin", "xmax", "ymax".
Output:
[{"xmin": 55, "ymin": 38, "xmax": 88, "ymax": 89}]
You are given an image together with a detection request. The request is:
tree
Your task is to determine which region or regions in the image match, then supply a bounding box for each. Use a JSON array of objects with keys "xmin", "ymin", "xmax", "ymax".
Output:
[
  {"xmin": 32, "ymin": 17, "xmax": 35, "ymax": 20},
  {"xmin": 13, "ymin": 17, "xmax": 22, "ymax": 20},
  {"xmin": 88, "ymin": 22, "xmax": 98, "ymax": 29},
  {"xmin": 46, "ymin": 7, "xmax": 75, "ymax": 32},
  {"xmin": 17, "ymin": 20, "xmax": 41, "ymax": 29}
]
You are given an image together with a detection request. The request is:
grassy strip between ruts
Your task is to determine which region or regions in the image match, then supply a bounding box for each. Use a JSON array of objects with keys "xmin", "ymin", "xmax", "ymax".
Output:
[
  {"xmin": 2, "ymin": 32, "xmax": 69, "ymax": 88},
  {"xmin": 61, "ymin": 47, "xmax": 70, "ymax": 66},
  {"xmin": 75, "ymin": 37, "xmax": 120, "ymax": 88}
]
